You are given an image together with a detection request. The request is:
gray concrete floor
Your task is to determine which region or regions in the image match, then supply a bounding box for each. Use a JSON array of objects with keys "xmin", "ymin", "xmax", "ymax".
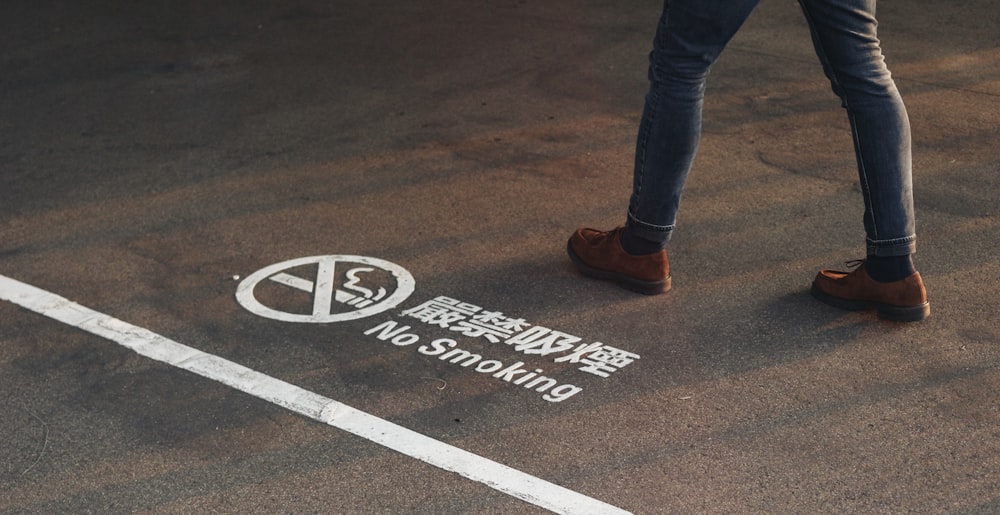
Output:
[{"xmin": 2, "ymin": 0, "xmax": 998, "ymax": 513}]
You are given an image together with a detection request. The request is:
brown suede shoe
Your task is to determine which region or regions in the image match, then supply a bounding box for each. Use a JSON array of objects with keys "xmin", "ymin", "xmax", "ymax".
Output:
[
  {"xmin": 567, "ymin": 227, "xmax": 670, "ymax": 294},
  {"xmin": 811, "ymin": 260, "xmax": 930, "ymax": 322}
]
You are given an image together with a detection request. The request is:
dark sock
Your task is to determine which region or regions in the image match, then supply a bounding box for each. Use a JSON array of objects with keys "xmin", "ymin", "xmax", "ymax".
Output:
[
  {"xmin": 865, "ymin": 254, "xmax": 915, "ymax": 282},
  {"xmin": 620, "ymin": 226, "xmax": 663, "ymax": 256}
]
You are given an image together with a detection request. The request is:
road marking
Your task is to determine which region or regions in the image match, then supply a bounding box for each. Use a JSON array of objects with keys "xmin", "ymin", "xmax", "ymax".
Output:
[
  {"xmin": 0, "ymin": 274, "xmax": 630, "ymax": 515},
  {"xmin": 235, "ymin": 255, "xmax": 416, "ymax": 324},
  {"xmin": 268, "ymin": 272, "xmax": 314, "ymax": 292}
]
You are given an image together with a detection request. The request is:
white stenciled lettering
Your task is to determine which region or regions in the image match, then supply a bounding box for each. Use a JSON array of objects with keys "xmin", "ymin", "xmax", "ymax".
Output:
[
  {"xmin": 506, "ymin": 326, "xmax": 581, "ymax": 356},
  {"xmin": 513, "ymin": 369, "xmax": 544, "ymax": 385},
  {"xmin": 364, "ymin": 320, "xmax": 420, "ymax": 345},
  {"xmin": 418, "ymin": 338, "xmax": 456, "ymax": 356},
  {"xmin": 474, "ymin": 360, "xmax": 504, "ymax": 373},
  {"xmin": 401, "ymin": 296, "xmax": 477, "ymax": 328},
  {"xmin": 543, "ymin": 384, "xmax": 582, "ymax": 403},
  {"xmin": 440, "ymin": 347, "xmax": 484, "ymax": 367},
  {"xmin": 366, "ymin": 320, "xmax": 586, "ymax": 403},
  {"xmin": 493, "ymin": 361, "xmax": 529, "ymax": 382},
  {"xmin": 555, "ymin": 343, "xmax": 640, "ymax": 377},
  {"xmin": 399, "ymin": 295, "xmax": 640, "ymax": 376}
]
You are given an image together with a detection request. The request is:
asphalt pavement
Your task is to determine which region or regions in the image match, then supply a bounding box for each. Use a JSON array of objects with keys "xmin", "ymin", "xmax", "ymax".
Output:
[{"xmin": 2, "ymin": 0, "xmax": 998, "ymax": 513}]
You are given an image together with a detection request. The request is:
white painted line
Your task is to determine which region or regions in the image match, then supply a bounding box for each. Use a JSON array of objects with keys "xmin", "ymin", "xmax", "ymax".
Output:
[
  {"xmin": 0, "ymin": 274, "xmax": 630, "ymax": 515},
  {"xmin": 312, "ymin": 256, "xmax": 336, "ymax": 317},
  {"xmin": 268, "ymin": 272, "xmax": 314, "ymax": 292}
]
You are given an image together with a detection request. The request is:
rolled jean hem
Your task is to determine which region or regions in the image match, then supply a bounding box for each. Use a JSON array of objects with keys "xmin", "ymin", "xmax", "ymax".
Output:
[
  {"xmin": 626, "ymin": 212, "xmax": 674, "ymax": 244},
  {"xmin": 866, "ymin": 236, "xmax": 917, "ymax": 257}
]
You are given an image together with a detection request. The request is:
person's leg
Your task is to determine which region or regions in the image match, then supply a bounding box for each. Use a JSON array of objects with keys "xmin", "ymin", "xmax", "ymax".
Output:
[
  {"xmin": 801, "ymin": 0, "xmax": 929, "ymax": 320},
  {"xmin": 797, "ymin": 0, "xmax": 916, "ymax": 267},
  {"xmin": 625, "ymin": 0, "xmax": 761, "ymax": 249},
  {"xmin": 568, "ymin": 0, "xmax": 760, "ymax": 294}
]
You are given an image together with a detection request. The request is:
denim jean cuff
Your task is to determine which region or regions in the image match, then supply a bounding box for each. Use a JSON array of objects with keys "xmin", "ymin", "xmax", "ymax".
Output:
[
  {"xmin": 626, "ymin": 212, "xmax": 673, "ymax": 244},
  {"xmin": 866, "ymin": 235, "xmax": 917, "ymax": 257}
]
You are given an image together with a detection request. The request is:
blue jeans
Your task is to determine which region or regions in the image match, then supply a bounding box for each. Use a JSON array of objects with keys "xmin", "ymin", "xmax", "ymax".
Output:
[{"xmin": 626, "ymin": 0, "xmax": 916, "ymax": 257}]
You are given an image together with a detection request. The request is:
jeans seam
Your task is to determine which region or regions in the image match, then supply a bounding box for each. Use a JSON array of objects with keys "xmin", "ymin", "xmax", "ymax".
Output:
[
  {"xmin": 849, "ymin": 112, "xmax": 879, "ymax": 241},
  {"xmin": 634, "ymin": 87, "xmax": 659, "ymax": 203}
]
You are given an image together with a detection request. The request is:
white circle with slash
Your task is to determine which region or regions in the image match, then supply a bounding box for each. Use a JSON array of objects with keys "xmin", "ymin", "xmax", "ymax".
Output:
[{"xmin": 236, "ymin": 255, "xmax": 415, "ymax": 323}]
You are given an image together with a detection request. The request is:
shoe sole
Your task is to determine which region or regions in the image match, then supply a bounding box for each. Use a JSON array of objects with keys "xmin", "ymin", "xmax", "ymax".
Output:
[
  {"xmin": 566, "ymin": 240, "xmax": 671, "ymax": 295},
  {"xmin": 810, "ymin": 282, "xmax": 930, "ymax": 322}
]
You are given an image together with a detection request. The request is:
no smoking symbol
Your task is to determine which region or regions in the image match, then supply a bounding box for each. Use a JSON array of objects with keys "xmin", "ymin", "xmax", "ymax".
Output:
[{"xmin": 236, "ymin": 255, "xmax": 415, "ymax": 323}]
